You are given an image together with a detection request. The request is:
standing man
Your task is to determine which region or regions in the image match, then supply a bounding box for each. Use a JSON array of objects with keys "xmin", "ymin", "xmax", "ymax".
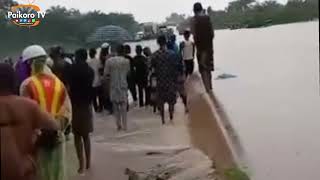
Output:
[
  {"xmin": 180, "ymin": 30, "xmax": 195, "ymax": 76},
  {"xmin": 50, "ymin": 46, "xmax": 72, "ymax": 89},
  {"xmin": 167, "ymin": 35, "xmax": 179, "ymax": 55},
  {"xmin": 87, "ymin": 48, "xmax": 103, "ymax": 113},
  {"xmin": 20, "ymin": 45, "xmax": 72, "ymax": 180},
  {"xmin": 151, "ymin": 35, "xmax": 179, "ymax": 124},
  {"xmin": 168, "ymin": 39, "xmax": 187, "ymax": 112},
  {"xmin": 104, "ymin": 44, "xmax": 130, "ymax": 131},
  {"xmin": 133, "ymin": 45, "xmax": 148, "ymax": 107},
  {"xmin": 124, "ymin": 45, "xmax": 138, "ymax": 105},
  {"xmin": 69, "ymin": 49, "xmax": 94, "ymax": 174},
  {"xmin": 191, "ymin": 2, "xmax": 215, "ymax": 92},
  {"xmin": 100, "ymin": 44, "xmax": 113, "ymax": 114},
  {"xmin": 143, "ymin": 47, "xmax": 154, "ymax": 108}
]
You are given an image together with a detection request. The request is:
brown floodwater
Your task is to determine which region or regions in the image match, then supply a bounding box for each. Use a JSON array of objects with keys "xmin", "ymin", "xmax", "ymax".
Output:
[{"xmin": 213, "ymin": 21, "xmax": 320, "ymax": 180}]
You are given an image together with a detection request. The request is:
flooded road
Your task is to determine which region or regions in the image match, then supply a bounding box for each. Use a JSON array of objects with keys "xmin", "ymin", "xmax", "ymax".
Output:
[{"xmin": 132, "ymin": 21, "xmax": 320, "ymax": 180}]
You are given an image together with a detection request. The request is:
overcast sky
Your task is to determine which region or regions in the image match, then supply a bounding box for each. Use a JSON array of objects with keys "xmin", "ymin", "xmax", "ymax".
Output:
[{"xmin": 17, "ymin": 0, "xmax": 288, "ymax": 23}]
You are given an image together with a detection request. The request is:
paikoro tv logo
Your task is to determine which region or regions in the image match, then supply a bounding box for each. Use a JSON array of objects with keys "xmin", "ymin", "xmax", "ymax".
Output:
[{"xmin": 7, "ymin": 4, "xmax": 46, "ymax": 27}]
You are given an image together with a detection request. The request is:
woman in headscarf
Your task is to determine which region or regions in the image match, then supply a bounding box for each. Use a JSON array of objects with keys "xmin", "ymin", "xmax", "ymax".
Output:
[
  {"xmin": 20, "ymin": 45, "xmax": 72, "ymax": 180},
  {"xmin": 0, "ymin": 63, "xmax": 58, "ymax": 180},
  {"xmin": 69, "ymin": 49, "xmax": 94, "ymax": 174}
]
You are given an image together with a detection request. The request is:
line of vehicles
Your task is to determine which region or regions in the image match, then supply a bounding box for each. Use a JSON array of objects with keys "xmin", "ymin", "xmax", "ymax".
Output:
[{"xmin": 134, "ymin": 22, "xmax": 176, "ymax": 41}]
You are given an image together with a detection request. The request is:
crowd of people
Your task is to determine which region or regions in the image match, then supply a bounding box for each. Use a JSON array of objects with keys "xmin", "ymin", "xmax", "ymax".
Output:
[{"xmin": 0, "ymin": 2, "xmax": 214, "ymax": 180}]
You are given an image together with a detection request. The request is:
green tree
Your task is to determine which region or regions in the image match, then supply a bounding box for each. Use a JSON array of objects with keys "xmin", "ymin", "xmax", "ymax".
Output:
[
  {"xmin": 227, "ymin": 0, "xmax": 256, "ymax": 12},
  {"xmin": 0, "ymin": 0, "xmax": 18, "ymax": 11},
  {"xmin": 165, "ymin": 13, "xmax": 186, "ymax": 25},
  {"xmin": 0, "ymin": 5, "xmax": 139, "ymax": 57}
]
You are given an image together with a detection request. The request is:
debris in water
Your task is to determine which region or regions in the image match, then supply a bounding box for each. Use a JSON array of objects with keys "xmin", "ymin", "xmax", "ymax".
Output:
[
  {"xmin": 145, "ymin": 147, "xmax": 191, "ymax": 156},
  {"xmin": 215, "ymin": 73, "xmax": 237, "ymax": 80},
  {"xmin": 146, "ymin": 151, "xmax": 165, "ymax": 156}
]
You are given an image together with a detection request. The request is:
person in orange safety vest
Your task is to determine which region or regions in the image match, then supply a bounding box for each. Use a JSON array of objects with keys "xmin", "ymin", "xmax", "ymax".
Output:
[{"xmin": 20, "ymin": 45, "xmax": 72, "ymax": 180}]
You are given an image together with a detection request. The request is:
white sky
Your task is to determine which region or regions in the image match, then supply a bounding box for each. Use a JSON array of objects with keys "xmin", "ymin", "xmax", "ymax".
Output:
[{"xmin": 17, "ymin": 0, "xmax": 288, "ymax": 23}]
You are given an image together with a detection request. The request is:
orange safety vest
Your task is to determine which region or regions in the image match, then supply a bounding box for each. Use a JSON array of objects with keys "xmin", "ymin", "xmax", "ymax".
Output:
[{"xmin": 28, "ymin": 74, "xmax": 66, "ymax": 117}]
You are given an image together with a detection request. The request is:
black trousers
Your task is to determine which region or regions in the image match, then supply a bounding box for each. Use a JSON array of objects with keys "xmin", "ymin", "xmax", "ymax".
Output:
[
  {"xmin": 105, "ymin": 97, "xmax": 113, "ymax": 113},
  {"xmin": 92, "ymin": 86, "xmax": 104, "ymax": 112},
  {"xmin": 137, "ymin": 83, "xmax": 147, "ymax": 107},
  {"xmin": 128, "ymin": 79, "xmax": 137, "ymax": 102},
  {"xmin": 145, "ymin": 86, "xmax": 151, "ymax": 106},
  {"xmin": 101, "ymin": 91, "xmax": 113, "ymax": 113},
  {"xmin": 159, "ymin": 103, "xmax": 175, "ymax": 124},
  {"xmin": 184, "ymin": 60, "xmax": 194, "ymax": 76}
]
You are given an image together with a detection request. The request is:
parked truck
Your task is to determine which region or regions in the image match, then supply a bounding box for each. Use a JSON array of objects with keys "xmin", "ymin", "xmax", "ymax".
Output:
[{"xmin": 142, "ymin": 22, "xmax": 158, "ymax": 40}]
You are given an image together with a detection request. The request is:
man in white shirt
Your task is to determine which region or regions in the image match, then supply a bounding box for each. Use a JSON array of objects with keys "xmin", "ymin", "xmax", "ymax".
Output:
[
  {"xmin": 180, "ymin": 30, "xmax": 195, "ymax": 77},
  {"xmin": 87, "ymin": 48, "xmax": 103, "ymax": 112},
  {"xmin": 104, "ymin": 44, "xmax": 130, "ymax": 131}
]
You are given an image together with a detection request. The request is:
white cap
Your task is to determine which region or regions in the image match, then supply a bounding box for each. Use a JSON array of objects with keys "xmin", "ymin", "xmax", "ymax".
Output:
[
  {"xmin": 22, "ymin": 45, "xmax": 47, "ymax": 62},
  {"xmin": 101, "ymin": 42, "xmax": 109, "ymax": 48}
]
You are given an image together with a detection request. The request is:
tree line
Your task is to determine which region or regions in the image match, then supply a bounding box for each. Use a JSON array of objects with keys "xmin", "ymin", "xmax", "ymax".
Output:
[
  {"xmin": 1, "ymin": 0, "xmax": 319, "ymax": 57},
  {"xmin": 175, "ymin": 0, "xmax": 318, "ymax": 31},
  {"xmin": 210, "ymin": 0, "xmax": 318, "ymax": 29},
  {"xmin": 0, "ymin": 1, "xmax": 139, "ymax": 57}
]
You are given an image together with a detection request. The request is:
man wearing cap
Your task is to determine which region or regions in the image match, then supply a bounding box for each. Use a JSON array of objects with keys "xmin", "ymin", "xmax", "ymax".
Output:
[
  {"xmin": 20, "ymin": 45, "xmax": 72, "ymax": 180},
  {"xmin": 191, "ymin": 2, "xmax": 215, "ymax": 92}
]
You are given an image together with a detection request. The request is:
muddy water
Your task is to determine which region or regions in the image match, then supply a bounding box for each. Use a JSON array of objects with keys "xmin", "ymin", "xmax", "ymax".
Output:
[
  {"xmin": 130, "ymin": 21, "xmax": 320, "ymax": 180},
  {"xmin": 213, "ymin": 21, "xmax": 320, "ymax": 180}
]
